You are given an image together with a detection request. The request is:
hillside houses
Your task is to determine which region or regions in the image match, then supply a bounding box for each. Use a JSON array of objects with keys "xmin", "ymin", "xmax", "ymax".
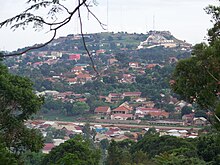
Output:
[{"xmin": 5, "ymin": 31, "xmax": 207, "ymax": 134}]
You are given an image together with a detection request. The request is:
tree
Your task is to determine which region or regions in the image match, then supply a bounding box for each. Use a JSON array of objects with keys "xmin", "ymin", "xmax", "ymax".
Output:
[
  {"xmin": 197, "ymin": 133, "xmax": 220, "ymax": 164},
  {"xmin": 72, "ymin": 101, "xmax": 90, "ymax": 115},
  {"xmin": 106, "ymin": 140, "xmax": 133, "ymax": 165},
  {"xmin": 0, "ymin": 138, "xmax": 18, "ymax": 165},
  {"xmin": 132, "ymin": 132, "xmax": 195, "ymax": 158},
  {"xmin": 172, "ymin": 43, "xmax": 220, "ymax": 109},
  {"xmin": 154, "ymin": 152, "xmax": 206, "ymax": 165},
  {"xmin": 181, "ymin": 106, "xmax": 193, "ymax": 117},
  {"xmin": 20, "ymin": 151, "xmax": 44, "ymax": 165},
  {"xmin": 41, "ymin": 135, "xmax": 101, "ymax": 165},
  {"xmin": 0, "ymin": 61, "xmax": 44, "ymax": 160},
  {"xmin": 172, "ymin": 3, "xmax": 220, "ymax": 122}
]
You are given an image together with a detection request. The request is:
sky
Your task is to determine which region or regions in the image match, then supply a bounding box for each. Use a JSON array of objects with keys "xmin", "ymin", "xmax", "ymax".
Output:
[{"xmin": 0, "ymin": 0, "xmax": 218, "ymax": 51}]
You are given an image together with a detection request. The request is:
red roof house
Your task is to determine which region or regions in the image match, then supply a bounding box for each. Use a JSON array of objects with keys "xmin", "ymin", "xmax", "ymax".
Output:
[
  {"xmin": 95, "ymin": 106, "xmax": 111, "ymax": 115},
  {"xmin": 112, "ymin": 106, "xmax": 132, "ymax": 114},
  {"xmin": 43, "ymin": 143, "xmax": 55, "ymax": 154},
  {"xmin": 69, "ymin": 54, "xmax": 81, "ymax": 60}
]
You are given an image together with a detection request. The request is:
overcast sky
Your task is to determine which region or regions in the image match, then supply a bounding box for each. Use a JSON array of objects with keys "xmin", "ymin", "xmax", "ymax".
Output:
[{"xmin": 0, "ymin": 0, "xmax": 218, "ymax": 51}]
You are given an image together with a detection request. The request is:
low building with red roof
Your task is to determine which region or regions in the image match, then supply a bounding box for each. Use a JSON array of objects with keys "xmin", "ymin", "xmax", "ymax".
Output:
[
  {"xmin": 148, "ymin": 111, "xmax": 169, "ymax": 119},
  {"xmin": 95, "ymin": 106, "xmax": 111, "ymax": 115},
  {"xmin": 146, "ymin": 63, "xmax": 158, "ymax": 69},
  {"xmin": 112, "ymin": 106, "xmax": 132, "ymax": 114},
  {"xmin": 135, "ymin": 107, "xmax": 168, "ymax": 119},
  {"xmin": 111, "ymin": 114, "xmax": 134, "ymax": 120},
  {"xmin": 106, "ymin": 93, "xmax": 122, "ymax": 103},
  {"xmin": 42, "ymin": 143, "xmax": 55, "ymax": 154},
  {"xmin": 69, "ymin": 54, "xmax": 81, "ymax": 60},
  {"xmin": 66, "ymin": 78, "xmax": 77, "ymax": 85},
  {"xmin": 76, "ymin": 73, "xmax": 92, "ymax": 84}
]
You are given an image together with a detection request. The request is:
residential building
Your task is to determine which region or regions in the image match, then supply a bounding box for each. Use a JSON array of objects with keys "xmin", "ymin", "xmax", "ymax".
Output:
[{"xmin": 112, "ymin": 106, "xmax": 132, "ymax": 114}]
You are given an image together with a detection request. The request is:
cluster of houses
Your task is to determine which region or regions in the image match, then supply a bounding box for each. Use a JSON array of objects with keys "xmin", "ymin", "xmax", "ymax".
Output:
[
  {"xmin": 95, "ymin": 101, "xmax": 169, "ymax": 121},
  {"xmin": 26, "ymin": 119, "xmax": 200, "ymax": 154},
  {"xmin": 36, "ymin": 89, "xmax": 208, "ymax": 127},
  {"xmin": 9, "ymin": 44, "xmax": 181, "ymax": 88}
]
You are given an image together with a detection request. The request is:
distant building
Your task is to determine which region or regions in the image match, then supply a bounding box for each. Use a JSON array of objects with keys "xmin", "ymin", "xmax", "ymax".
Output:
[
  {"xmin": 95, "ymin": 106, "xmax": 111, "ymax": 115},
  {"xmin": 111, "ymin": 114, "xmax": 134, "ymax": 120},
  {"xmin": 112, "ymin": 106, "xmax": 133, "ymax": 114},
  {"xmin": 106, "ymin": 93, "xmax": 122, "ymax": 103},
  {"xmin": 42, "ymin": 143, "xmax": 55, "ymax": 154},
  {"xmin": 69, "ymin": 54, "xmax": 81, "ymax": 60},
  {"xmin": 137, "ymin": 31, "xmax": 192, "ymax": 49},
  {"xmin": 129, "ymin": 62, "xmax": 140, "ymax": 68}
]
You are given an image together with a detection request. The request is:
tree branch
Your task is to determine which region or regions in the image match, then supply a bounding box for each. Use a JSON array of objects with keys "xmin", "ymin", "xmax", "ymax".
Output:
[
  {"xmin": 78, "ymin": 0, "xmax": 99, "ymax": 76},
  {"xmin": 1, "ymin": 30, "xmax": 57, "ymax": 57},
  {"xmin": 0, "ymin": 0, "xmax": 105, "ymax": 74},
  {"xmin": 84, "ymin": 3, "xmax": 107, "ymax": 30}
]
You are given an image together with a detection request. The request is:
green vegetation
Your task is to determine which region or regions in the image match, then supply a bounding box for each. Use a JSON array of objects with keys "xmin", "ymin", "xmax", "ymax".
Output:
[
  {"xmin": 0, "ymin": 59, "xmax": 44, "ymax": 164},
  {"xmin": 104, "ymin": 128, "xmax": 220, "ymax": 165},
  {"xmin": 41, "ymin": 135, "xmax": 101, "ymax": 165},
  {"xmin": 172, "ymin": 2, "xmax": 220, "ymax": 125}
]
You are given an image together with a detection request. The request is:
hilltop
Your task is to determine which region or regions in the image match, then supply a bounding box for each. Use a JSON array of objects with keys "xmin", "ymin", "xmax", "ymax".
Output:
[{"xmin": 13, "ymin": 31, "xmax": 192, "ymax": 54}]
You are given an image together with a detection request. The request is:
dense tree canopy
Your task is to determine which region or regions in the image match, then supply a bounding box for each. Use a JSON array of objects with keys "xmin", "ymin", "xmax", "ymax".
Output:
[
  {"xmin": 41, "ymin": 135, "xmax": 101, "ymax": 165},
  {"xmin": 0, "ymin": 59, "xmax": 44, "ymax": 162}
]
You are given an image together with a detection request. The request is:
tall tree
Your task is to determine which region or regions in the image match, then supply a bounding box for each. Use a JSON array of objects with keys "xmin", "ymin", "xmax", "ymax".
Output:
[
  {"xmin": 0, "ymin": 59, "xmax": 44, "ymax": 161},
  {"xmin": 172, "ymin": 2, "xmax": 220, "ymax": 123}
]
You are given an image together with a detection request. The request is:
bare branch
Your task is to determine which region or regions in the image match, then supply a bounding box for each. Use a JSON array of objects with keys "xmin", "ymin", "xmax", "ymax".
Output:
[
  {"xmin": 0, "ymin": 0, "xmax": 106, "ymax": 74},
  {"xmin": 84, "ymin": 3, "xmax": 107, "ymax": 30},
  {"xmin": 215, "ymin": 114, "xmax": 220, "ymax": 123},
  {"xmin": 78, "ymin": 0, "xmax": 99, "ymax": 76},
  {"xmin": 203, "ymin": 65, "xmax": 219, "ymax": 82},
  {"xmin": 57, "ymin": 2, "xmax": 71, "ymax": 14},
  {"xmin": 0, "ymin": 30, "xmax": 57, "ymax": 57}
]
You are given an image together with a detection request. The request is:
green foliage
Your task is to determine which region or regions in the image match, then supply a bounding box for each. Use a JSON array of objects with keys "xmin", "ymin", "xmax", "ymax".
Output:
[
  {"xmin": 105, "ymin": 132, "xmax": 220, "ymax": 165},
  {"xmin": 100, "ymin": 139, "xmax": 109, "ymax": 150},
  {"xmin": 107, "ymin": 139, "xmax": 154, "ymax": 165},
  {"xmin": 106, "ymin": 140, "xmax": 131, "ymax": 165},
  {"xmin": 132, "ymin": 132, "xmax": 195, "ymax": 158},
  {"xmin": 154, "ymin": 152, "xmax": 206, "ymax": 165},
  {"xmin": 205, "ymin": 4, "xmax": 220, "ymax": 44},
  {"xmin": 20, "ymin": 151, "xmax": 45, "ymax": 165},
  {"xmin": 41, "ymin": 135, "xmax": 101, "ymax": 165},
  {"xmin": 172, "ymin": 48, "xmax": 219, "ymax": 109},
  {"xmin": 45, "ymin": 126, "xmax": 66, "ymax": 142},
  {"xmin": 181, "ymin": 106, "xmax": 193, "ymax": 117},
  {"xmin": 172, "ymin": 4, "xmax": 220, "ymax": 125},
  {"xmin": 0, "ymin": 62, "xmax": 44, "ymax": 157},
  {"xmin": 197, "ymin": 133, "xmax": 220, "ymax": 163},
  {"xmin": 0, "ymin": 138, "xmax": 18, "ymax": 165}
]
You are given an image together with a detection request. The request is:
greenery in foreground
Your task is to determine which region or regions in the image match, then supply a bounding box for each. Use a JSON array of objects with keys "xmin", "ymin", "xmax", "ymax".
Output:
[{"xmin": 15, "ymin": 128, "xmax": 220, "ymax": 165}]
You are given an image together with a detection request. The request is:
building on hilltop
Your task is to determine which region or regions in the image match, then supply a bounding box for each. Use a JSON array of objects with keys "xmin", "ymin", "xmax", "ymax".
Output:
[{"xmin": 137, "ymin": 30, "xmax": 192, "ymax": 49}]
